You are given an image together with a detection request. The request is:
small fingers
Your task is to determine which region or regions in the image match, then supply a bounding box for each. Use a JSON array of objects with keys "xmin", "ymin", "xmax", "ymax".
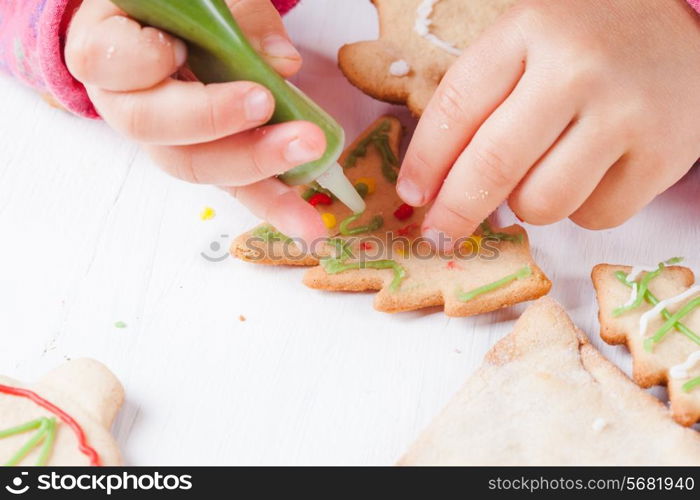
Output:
[
  {"xmin": 147, "ymin": 121, "xmax": 326, "ymax": 186},
  {"xmin": 226, "ymin": 0, "xmax": 302, "ymax": 78},
  {"xmin": 397, "ymin": 18, "xmax": 527, "ymax": 207},
  {"xmin": 89, "ymin": 79, "xmax": 275, "ymax": 145},
  {"xmin": 66, "ymin": 0, "xmax": 186, "ymax": 91},
  {"xmin": 422, "ymin": 78, "xmax": 575, "ymax": 248},
  {"xmin": 508, "ymin": 118, "xmax": 625, "ymax": 225},
  {"xmin": 222, "ymin": 179, "xmax": 327, "ymax": 245},
  {"xmin": 570, "ymin": 155, "xmax": 662, "ymax": 230}
]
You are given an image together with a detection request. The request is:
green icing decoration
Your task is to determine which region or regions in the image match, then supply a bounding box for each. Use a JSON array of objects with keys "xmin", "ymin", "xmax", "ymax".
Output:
[
  {"xmin": 614, "ymin": 258, "xmax": 683, "ymax": 317},
  {"xmin": 339, "ymin": 212, "xmax": 384, "ymax": 236},
  {"xmin": 321, "ymin": 235, "xmax": 406, "ymax": 291},
  {"xmin": 321, "ymin": 258, "xmax": 406, "ymax": 291},
  {"xmin": 683, "ymin": 376, "xmax": 700, "ymax": 393},
  {"xmin": 1, "ymin": 417, "xmax": 57, "ymax": 466},
  {"xmin": 457, "ymin": 266, "xmax": 532, "ymax": 302},
  {"xmin": 114, "ymin": 321, "xmax": 127, "ymax": 329},
  {"xmin": 613, "ymin": 271, "xmax": 700, "ymax": 348},
  {"xmin": 644, "ymin": 297, "xmax": 700, "ymax": 352},
  {"xmin": 479, "ymin": 221, "xmax": 523, "ymax": 243},
  {"xmin": 253, "ymin": 225, "xmax": 291, "ymax": 243},
  {"xmin": 327, "ymin": 238, "xmax": 353, "ymax": 260},
  {"xmin": 344, "ymin": 121, "xmax": 399, "ymax": 183}
]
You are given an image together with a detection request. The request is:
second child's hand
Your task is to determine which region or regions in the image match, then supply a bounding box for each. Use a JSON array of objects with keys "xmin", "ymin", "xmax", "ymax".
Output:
[{"xmin": 397, "ymin": 0, "xmax": 700, "ymax": 251}]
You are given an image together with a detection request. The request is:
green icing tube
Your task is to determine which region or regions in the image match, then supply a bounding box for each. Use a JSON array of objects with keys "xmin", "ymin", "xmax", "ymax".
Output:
[{"xmin": 111, "ymin": 0, "xmax": 365, "ymax": 213}]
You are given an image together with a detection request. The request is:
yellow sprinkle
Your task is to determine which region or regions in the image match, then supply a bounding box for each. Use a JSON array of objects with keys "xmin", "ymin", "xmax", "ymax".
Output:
[
  {"xmin": 394, "ymin": 244, "xmax": 410, "ymax": 258},
  {"xmin": 321, "ymin": 213, "xmax": 337, "ymax": 229},
  {"xmin": 355, "ymin": 177, "xmax": 376, "ymax": 194},
  {"xmin": 200, "ymin": 207, "xmax": 216, "ymax": 221},
  {"xmin": 461, "ymin": 235, "xmax": 483, "ymax": 254}
]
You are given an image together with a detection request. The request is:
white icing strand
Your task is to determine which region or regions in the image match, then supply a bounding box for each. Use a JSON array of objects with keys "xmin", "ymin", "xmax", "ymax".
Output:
[
  {"xmin": 670, "ymin": 351, "xmax": 700, "ymax": 380},
  {"xmin": 627, "ymin": 265, "xmax": 659, "ymax": 283},
  {"xmin": 591, "ymin": 418, "xmax": 607, "ymax": 432},
  {"xmin": 414, "ymin": 0, "xmax": 462, "ymax": 56},
  {"xmin": 639, "ymin": 285, "xmax": 700, "ymax": 337},
  {"xmin": 622, "ymin": 265, "xmax": 658, "ymax": 307},
  {"xmin": 389, "ymin": 60, "xmax": 411, "ymax": 77},
  {"xmin": 622, "ymin": 283, "xmax": 639, "ymax": 309}
]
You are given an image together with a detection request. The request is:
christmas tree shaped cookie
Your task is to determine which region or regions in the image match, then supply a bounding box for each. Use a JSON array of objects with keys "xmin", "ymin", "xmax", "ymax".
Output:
[
  {"xmin": 400, "ymin": 298, "xmax": 700, "ymax": 465},
  {"xmin": 0, "ymin": 359, "xmax": 124, "ymax": 466},
  {"xmin": 338, "ymin": 0, "xmax": 516, "ymax": 116},
  {"xmin": 592, "ymin": 259, "xmax": 700, "ymax": 426},
  {"xmin": 232, "ymin": 116, "xmax": 551, "ymax": 317}
]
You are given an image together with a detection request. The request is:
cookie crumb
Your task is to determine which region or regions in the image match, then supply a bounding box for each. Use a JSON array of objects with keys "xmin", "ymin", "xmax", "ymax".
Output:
[
  {"xmin": 239, "ymin": 315, "xmax": 247, "ymax": 322},
  {"xmin": 389, "ymin": 59, "xmax": 411, "ymax": 77},
  {"xmin": 200, "ymin": 207, "xmax": 216, "ymax": 221},
  {"xmin": 591, "ymin": 417, "xmax": 607, "ymax": 432}
]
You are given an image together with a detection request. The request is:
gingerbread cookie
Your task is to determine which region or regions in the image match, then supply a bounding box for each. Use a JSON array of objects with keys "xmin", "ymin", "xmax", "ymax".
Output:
[
  {"xmin": 232, "ymin": 115, "xmax": 550, "ymax": 317},
  {"xmin": 338, "ymin": 0, "xmax": 516, "ymax": 116},
  {"xmin": 0, "ymin": 359, "xmax": 124, "ymax": 466},
  {"xmin": 592, "ymin": 259, "xmax": 700, "ymax": 426},
  {"xmin": 399, "ymin": 298, "xmax": 700, "ymax": 465}
]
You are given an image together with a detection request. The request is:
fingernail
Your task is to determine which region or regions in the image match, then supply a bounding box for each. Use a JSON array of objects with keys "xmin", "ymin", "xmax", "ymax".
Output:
[
  {"xmin": 284, "ymin": 138, "xmax": 323, "ymax": 165},
  {"xmin": 423, "ymin": 228, "xmax": 453, "ymax": 253},
  {"xmin": 261, "ymin": 34, "xmax": 301, "ymax": 60},
  {"xmin": 397, "ymin": 178, "xmax": 424, "ymax": 206},
  {"xmin": 244, "ymin": 88, "xmax": 271, "ymax": 122},
  {"xmin": 173, "ymin": 39, "xmax": 188, "ymax": 67}
]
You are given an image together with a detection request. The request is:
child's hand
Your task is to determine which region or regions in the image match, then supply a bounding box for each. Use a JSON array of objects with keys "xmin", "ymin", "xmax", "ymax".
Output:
[
  {"xmin": 66, "ymin": 0, "xmax": 327, "ymax": 244},
  {"xmin": 398, "ymin": 0, "xmax": 700, "ymax": 250}
]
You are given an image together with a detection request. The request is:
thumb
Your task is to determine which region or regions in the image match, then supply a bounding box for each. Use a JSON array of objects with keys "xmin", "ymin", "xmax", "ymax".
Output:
[{"xmin": 226, "ymin": 0, "xmax": 302, "ymax": 78}]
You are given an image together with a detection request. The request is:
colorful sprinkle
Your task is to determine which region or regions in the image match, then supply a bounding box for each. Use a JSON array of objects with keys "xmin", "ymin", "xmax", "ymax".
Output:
[
  {"xmin": 393, "ymin": 203, "xmax": 414, "ymax": 221},
  {"xmin": 321, "ymin": 213, "xmax": 337, "ymax": 229},
  {"xmin": 355, "ymin": 177, "xmax": 376, "ymax": 194},
  {"xmin": 308, "ymin": 193, "xmax": 333, "ymax": 207},
  {"xmin": 200, "ymin": 207, "xmax": 216, "ymax": 221},
  {"xmin": 461, "ymin": 235, "xmax": 483, "ymax": 254},
  {"xmin": 114, "ymin": 321, "xmax": 127, "ymax": 329},
  {"xmin": 398, "ymin": 223, "xmax": 420, "ymax": 237}
]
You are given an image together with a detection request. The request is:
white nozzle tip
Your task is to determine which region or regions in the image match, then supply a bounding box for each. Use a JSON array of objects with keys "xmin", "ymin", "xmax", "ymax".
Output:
[{"xmin": 315, "ymin": 163, "xmax": 366, "ymax": 214}]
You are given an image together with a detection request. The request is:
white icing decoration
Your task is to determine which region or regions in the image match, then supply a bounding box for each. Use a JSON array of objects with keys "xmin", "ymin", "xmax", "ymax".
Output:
[
  {"xmin": 591, "ymin": 418, "xmax": 607, "ymax": 432},
  {"xmin": 414, "ymin": 0, "xmax": 462, "ymax": 56},
  {"xmin": 621, "ymin": 265, "xmax": 658, "ymax": 308},
  {"xmin": 639, "ymin": 285, "xmax": 700, "ymax": 337},
  {"xmin": 389, "ymin": 60, "xmax": 411, "ymax": 77},
  {"xmin": 670, "ymin": 351, "xmax": 700, "ymax": 380}
]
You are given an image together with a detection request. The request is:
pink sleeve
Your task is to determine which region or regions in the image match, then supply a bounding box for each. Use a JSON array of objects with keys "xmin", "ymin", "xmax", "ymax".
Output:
[{"xmin": 0, "ymin": 0, "xmax": 300, "ymax": 119}]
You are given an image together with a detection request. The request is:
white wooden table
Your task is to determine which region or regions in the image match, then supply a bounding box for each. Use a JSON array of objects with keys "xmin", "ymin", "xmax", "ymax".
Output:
[{"xmin": 0, "ymin": 0, "xmax": 698, "ymax": 465}]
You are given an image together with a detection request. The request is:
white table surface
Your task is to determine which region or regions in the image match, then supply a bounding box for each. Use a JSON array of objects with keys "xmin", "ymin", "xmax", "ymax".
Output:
[{"xmin": 1, "ymin": 0, "xmax": 698, "ymax": 465}]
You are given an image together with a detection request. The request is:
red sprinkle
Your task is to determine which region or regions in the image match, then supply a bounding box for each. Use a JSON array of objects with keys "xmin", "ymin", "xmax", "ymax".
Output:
[
  {"xmin": 360, "ymin": 242, "xmax": 373, "ymax": 251},
  {"xmin": 308, "ymin": 193, "xmax": 333, "ymax": 206},
  {"xmin": 446, "ymin": 261, "xmax": 463, "ymax": 271},
  {"xmin": 393, "ymin": 203, "xmax": 414, "ymax": 221},
  {"xmin": 0, "ymin": 384, "xmax": 101, "ymax": 466},
  {"xmin": 398, "ymin": 223, "xmax": 419, "ymax": 236}
]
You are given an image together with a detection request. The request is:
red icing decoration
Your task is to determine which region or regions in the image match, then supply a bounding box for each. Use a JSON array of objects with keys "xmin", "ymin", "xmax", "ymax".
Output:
[
  {"xmin": 308, "ymin": 193, "xmax": 333, "ymax": 207},
  {"xmin": 0, "ymin": 384, "xmax": 101, "ymax": 466},
  {"xmin": 398, "ymin": 223, "xmax": 419, "ymax": 237},
  {"xmin": 394, "ymin": 203, "xmax": 414, "ymax": 221}
]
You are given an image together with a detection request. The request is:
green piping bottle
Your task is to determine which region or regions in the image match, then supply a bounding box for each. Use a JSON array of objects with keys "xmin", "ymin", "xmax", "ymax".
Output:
[{"xmin": 111, "ymin": 0, "xmax": 365, "ymax": 213}]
